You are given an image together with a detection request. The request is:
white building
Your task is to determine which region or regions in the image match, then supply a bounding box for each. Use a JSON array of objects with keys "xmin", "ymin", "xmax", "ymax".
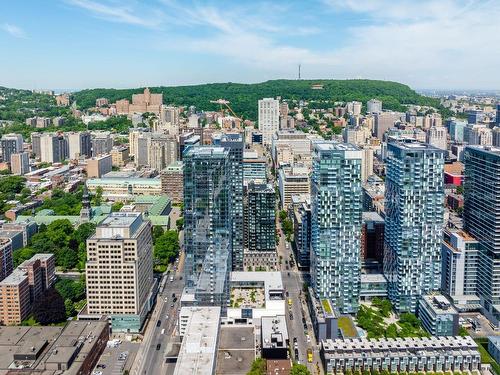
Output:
[
  {"xmin": 258, "ymin": 98, "xmax": 280, "ymax": 146},
  {"xmin": 278, "ymin": 165, "xmax": 310, "ymax": 210},
  {"xmin": 367, "ymin": 99, "xmax": 382, "ymax": 114},
  {"xmin": 426, "ymin": 125, "xmax": 448, "ymax": 150}
]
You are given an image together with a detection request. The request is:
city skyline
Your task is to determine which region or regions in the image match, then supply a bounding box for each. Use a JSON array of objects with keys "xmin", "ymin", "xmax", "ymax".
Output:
[{"xmin": 1, "ymin": 0, "xmax": 499, "ymax": 90}]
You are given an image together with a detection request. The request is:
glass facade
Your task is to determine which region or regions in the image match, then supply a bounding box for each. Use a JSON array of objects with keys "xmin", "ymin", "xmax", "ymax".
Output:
[
  {"xmin": 311, "ymin": 142, "xmax": 362, "ymax": 314},
  {"xmin": 245, "ymin": 182, "xmax": 276, "ymax": 252},
  {"xmin": 383, "ymin": 140, "xmax": 445, "ymax": 313}
]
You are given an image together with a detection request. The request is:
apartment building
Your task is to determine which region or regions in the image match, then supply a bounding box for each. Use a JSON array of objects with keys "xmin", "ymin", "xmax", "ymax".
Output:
[
  {"xmin": 110, "ymin": 146, "xmax": 130, "ymax": 167},
  {"xmin": 0, "ymin": 238, "xmax": 13, "ymax": 282},
  {"xmin": 86, "ymin": 154, "xmax": 112, "ymax": 178},
  {"xmin": 10, "ymin": 152, "xmax": 29, "ymax": 175},
  {"xmin": 160, "ymin": 161, "xmax": 183, "ymax": 204},
  {"xmin": 278, "ymin": 165, "xmax": 310, "ymax": 210},
  {"xmin": 258, "ymin": 98, "xmax": 280, "ymax": 146}
]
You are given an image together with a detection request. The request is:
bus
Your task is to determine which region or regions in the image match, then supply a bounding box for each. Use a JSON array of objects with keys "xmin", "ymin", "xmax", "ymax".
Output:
[{"xmin": 307, "ymin": 348, "xmax": 313, "ymax": 363}]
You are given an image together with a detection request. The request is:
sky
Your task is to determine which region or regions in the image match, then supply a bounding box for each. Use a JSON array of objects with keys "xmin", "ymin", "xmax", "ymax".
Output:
[{"xmin": 0, "ymin": 0, "xmax": 499, "ymax": 91}]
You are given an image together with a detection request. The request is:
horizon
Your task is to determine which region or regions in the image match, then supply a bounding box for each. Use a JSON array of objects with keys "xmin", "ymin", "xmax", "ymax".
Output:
[{"xmin": 1, "ymin": 0, "xmax": 499, "ymax": 90}]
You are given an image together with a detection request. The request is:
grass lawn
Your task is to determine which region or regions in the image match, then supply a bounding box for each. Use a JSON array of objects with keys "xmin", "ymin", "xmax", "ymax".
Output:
[
  {"xmin": 475, "ymin": 338, "xmax": 500, "ymax": 375},
  {"xmin": 338, "ymin": 316, "xmax": 358, "ymax": 337}
]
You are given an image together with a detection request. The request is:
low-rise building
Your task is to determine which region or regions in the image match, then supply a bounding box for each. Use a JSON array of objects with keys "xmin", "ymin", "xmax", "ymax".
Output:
[
  {"xmin": 278, "ymin": 165, "xmax": 310, "ymax": 210},
  {"xmin": 87, "ymin": 177, "xmax": 162, "ymax": 200},
  {"xmin": 321, "ymin": 336, "xmax": 481, "ymax": 374},
  {"xmin": 418, "ymin": 294, "xmax": 459, "ymax": 336},
  {"xmin": 261, "ymin": 315, "xmax": 289, "ymax": 359}
]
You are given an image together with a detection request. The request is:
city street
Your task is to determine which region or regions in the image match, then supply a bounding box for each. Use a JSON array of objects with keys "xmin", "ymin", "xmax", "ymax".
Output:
[{"xmin": 133, "ymin": 251, "xmax": 185, "ymax": 375}]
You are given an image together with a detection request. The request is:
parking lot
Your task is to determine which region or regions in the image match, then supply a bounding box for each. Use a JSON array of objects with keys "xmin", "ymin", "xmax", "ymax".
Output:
[
  {"xmin": 460, "ymin": 313, "xmax": 500, "ymax": 338},
  {"xmin": 92, "ymin": 340, "xmax": 140, "ymax": 375}
]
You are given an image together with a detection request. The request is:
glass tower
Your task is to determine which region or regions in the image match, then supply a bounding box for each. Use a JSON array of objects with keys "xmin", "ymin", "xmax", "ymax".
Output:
[
  {"xmin": 384, "ymin": 140, "xmax": 445, "ymax": 313},
  {"xmin": 183, "ymin": 146, "xmax": 231, "ymax": 307},
  {"xmin": 464, "ymin": 146, "xmax": 500, "ymax": 321},
  {"xmin": 245, "ymin": 181, "xmax": 276, "ymax": 252},
  {"xmin": 311, "ymin": 142, "xmax": 363, "ymax": 314}
]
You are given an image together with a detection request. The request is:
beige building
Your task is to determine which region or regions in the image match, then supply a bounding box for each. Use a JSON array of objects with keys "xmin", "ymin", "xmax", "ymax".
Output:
[
  {"xmin": 55, "ymin": 94, "xmax": 70, "ymax": 106},
  {"xmin": 148, "ymin": 134, "xmax": 178, "ymax": 171},
  {"xmin": 0, "ymin": 270, "xmax": 31, "ymax": 325},
  {"xmin": 278, "ymin": 165, "xmax": 310, "ymax": 210},
  {"xmin": 86, "ymin": 212, "xmax": 154, "ymax": 332},
  {"xmin": 115, "ymin": 88, "xmax": 163, "ymax": 115},
  {"xmin": 10, "ymin": 152, "xmax": 29, "ymax": 175},
  {"xmin": 86, "ymin": 154, "xmax": 112, "ymax": 178},
  {"xmin": 110, "ymin": 146, "xmax": 130, "ymax": 167},
  {"xmin": 160, "ymin": 161, "xmax": 183, "ymax": 204}
]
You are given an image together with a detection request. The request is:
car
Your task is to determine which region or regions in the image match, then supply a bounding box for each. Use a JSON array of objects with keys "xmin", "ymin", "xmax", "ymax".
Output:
[
  {"xmin": 156, "ymin": 343, "xmax": 161, "ymax": 350},
  {"xmin": 92, "ymin": 371, "xmax": 102, "ymax": 375},
  {"xmin": 293, "ymin": 337, "xmax": 298, "ymax": 343},
  {"xmin": 289, "ymin": 314, "xmax": 294, "ymax": 320},
  {"xmin": 171, "ymin": 303, "xmax": 174, "ymax": 307},
  {"xmin": 173, "ymin": 297, "xmax": 178, "ymax": 302},
  {"xmin": 161, "ymin": 328, "xmax": 165, "ymax": 334},
  {"xmin": 294, "ymin": 348, "xmax": 299, "ymax": 358},
  {"xmin": 180, "ymin": 276, "xmax": 183, "ymax": 280},
  {"xmin": 172, "ymin": 293, "xmax": 176, "ymax": 298},
  {"xmin": 169, "ymin": 276, "xmax": 174, "ymax": 282},
  {"xmin": 285, "ymin": 291, "xmax": 289, "ymax": 297},
  {"xmin": 156, "ymin": 320, "xmax": 161, "ymax": 327},
  {"xmin": 287, "ymin": 272, "xmax": 290, "ymax": 277},
  {"xmin": 306, "ymin": 335, "xmax": 311, "ymax": 343},
  {"xmin": 164, "ymin": 297, "xmax": 168, "ymax": 302}
]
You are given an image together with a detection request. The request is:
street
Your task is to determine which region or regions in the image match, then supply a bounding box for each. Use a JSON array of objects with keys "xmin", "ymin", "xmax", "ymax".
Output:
[{"xmin": 133, "ymin": 250, "xmax": 185, "ymax": 375}]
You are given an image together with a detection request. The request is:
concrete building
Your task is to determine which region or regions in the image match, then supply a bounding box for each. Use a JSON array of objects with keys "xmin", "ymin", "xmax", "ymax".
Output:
[
  {"xmin": 87, "ymin": 177, "xmax": 162, "ymax": 200},
  {"xmin": 245, "ymin": 182, "xmax": 275, "ymax": 252},
  {"xmin": 426, "ymin": 125, "xmax": 448, "ymax": 151},
  {"xmin": 464, "ymin": 146, "xmax": 500, "ymax": 325},
  {"xmin": 243, "ymin": 150, "xmax": 267, "ymax": 184},
  {"xmin": 311, "ymin": 142, "xmax": 363, "ymax": 314},
  {"xmin": 321, "ymin": 336, "xmax": 481, "ymax": 374},
  {"xmin": 30, "ymin": 132, "xmax": 42, "ymax": 159},
  {"xmin": 0, "ymin": 269, "xmax": 31, "ymax": 324},
  {"xmin": 259, "ymin": 98, "xmax": 280, "ymax": 146},
  {"xmin": 183, "ymin": 147, "xmax": 232, "ymax": 307},
  {"xmin": 2, "ymin": 220, "xmax": 37, "ymax": 247},
  {"xmin": 127, "ymin": 88, "xmax": 163, "ymax": 115},
  {"xmin": 418, "ymin": 294, "xmax": 459, "ymax": 336},
  {"xmin": 39, "ymin": 133, "xmax": 67, "ymax": 163},
  {"xmin": 261, "ymin": 315, "xmax": 289, "ymax": 359},
  {"xmin": 148, "ymin": 133, "xmax": 178, "ymax": 171},
  {"xmin": 160, "ymin": 105, "xmax": 180, "ymax": 126},
  {"xmin": 278, "ymin": 165, "xmax": 310, "ymax": 210},
  {"xmin": 160, "ymin": 161, "xmax": 183, "ymax": 204},
  {"xmin": 367, "ymin": 99, "xmax": 382, "ymax": 114},
  {"xmin": 110, "ymin": 145, "xmax": 129, "ymax": 167},
  {"xmin": 384, "ymin": 140, "xmax": 445, "ymax": 313},
  {"xmin": 86, "ymin": 154, "xmax": 112, "ymax": 178},
  {"xmin": 374, "ymin": 112, "xmax": 400, "ymax": 140},
  {"xmin": 10, "ymin": 152, "xmax": 29, "ymax": 175},
  {"xmin": 0, "ymin": 238, "xmax": 13, "ymax": 282},
  {"xmin": 175, "ymin": 306, "xmax": 220, "ymax": 375},
  {"xmin": 91, "ymin": 131, "xmax": 113, "ymax": 156},
  {"xmin": 65, "ymin": 131, "xmax": 92, "ymax": 159},
  {"xmin": 1, "ymin": 133, "xmax": 23, "ymax": 164},
  {"xmin": 86, "ymin": 212, "xmax": 154, "ymax": 332},
  {"xmin": 464, "ymin": 124, "xmax": 492, "ymax": 146}
]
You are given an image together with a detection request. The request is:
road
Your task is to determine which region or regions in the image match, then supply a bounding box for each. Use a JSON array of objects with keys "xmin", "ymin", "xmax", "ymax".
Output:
[
  {"xmin": 133, "ymin": 250, "xmax": 185, "ymax": 375},
  {"xmin": 277, "ymin": 224, "xmax": 323, "ymax": 375}
]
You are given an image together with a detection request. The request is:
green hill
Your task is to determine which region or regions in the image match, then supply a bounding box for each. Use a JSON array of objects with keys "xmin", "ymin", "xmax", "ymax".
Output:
[{"xmin": 72, "ymin": 79, "xmax": 441, "ymax": 120}]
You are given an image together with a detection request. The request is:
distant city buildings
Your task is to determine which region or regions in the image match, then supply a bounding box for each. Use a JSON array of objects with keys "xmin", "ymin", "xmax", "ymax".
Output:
[
  {"xmin": 367, "ymin": 99, "xmax": 382, "ymax": 114},
  {"xmin": 160, "ymin": 161, "xmax": 183, "ymax": 204},
  {"xmin": 258, "ymin": 98, "xmax": 280, "ymax": 146}
]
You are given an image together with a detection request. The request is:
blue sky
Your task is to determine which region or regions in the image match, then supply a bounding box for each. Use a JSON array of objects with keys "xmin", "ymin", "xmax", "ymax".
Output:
[{"xmin": 0, "ymin": 0, "xmax": 499, "ymax": 90}]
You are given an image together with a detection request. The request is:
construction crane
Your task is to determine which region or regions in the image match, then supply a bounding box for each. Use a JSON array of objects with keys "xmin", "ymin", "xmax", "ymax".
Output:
[{"xmin": 210, "ymin": 99, "xmax": 241, "ymax": 120}]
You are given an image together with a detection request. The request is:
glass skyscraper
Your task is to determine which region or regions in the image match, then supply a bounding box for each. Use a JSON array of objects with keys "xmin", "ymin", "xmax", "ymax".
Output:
[
  {"xmin": 384, "ymin": 140, "xmax": 445, "ymax": 313},
  {"xmin": 245, "ymin": 181, "xmax": 276, "ymax": 252},
  {"xmin": 311, "ymin": 142, "xmax": 363, "ymax": 314},
  {"xmin": 183, "ymin": 146, "xmax": 232, "ymax": 307},
  {"xmin": 464, "ymin": 146, "xmax": 500, "ymax": 323}
]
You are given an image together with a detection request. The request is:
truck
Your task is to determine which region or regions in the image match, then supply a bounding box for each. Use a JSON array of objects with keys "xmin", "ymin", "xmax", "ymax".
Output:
[{"xmin": 307, "ymin": 348, "xmax": 313, "ymax": 363}]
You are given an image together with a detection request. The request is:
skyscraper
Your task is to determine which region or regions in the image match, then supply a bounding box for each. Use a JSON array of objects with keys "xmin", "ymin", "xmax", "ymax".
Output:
[
  {"xmin": 245, "ymin": 182, "xmax": 276, "ymax": 252},
  {"xmin": 218, "ymin": 133, "xmax": 244, "ymax": 271},
  {"xmin": 384, "ymin": 140, "xmax": 445, "ymax": 313},
  {"xmin": 183, "ymin": 146, "xmax": 231, "ymax": 307},
  {"xmin": 463, "ymin": 146, "xmax": 500, "ymax": 321},
  {"xmin": 258, "ymin": 98, "xmax": 280, "ymax": 146},
  {"xmin": 0, "ymin": 134, "xmax": 23, "ymax": 164},
  {"xmin": 65, "ymin": 131, "xmax": 92, "ymax": 159},
  {"xmin": 86, "ymin": 212, "xmax": 153, "ymax": 332},
  {"xmin": 496, "ymin": 104, "xmax": 500, "ymax": 126},
  {"xmin": 311, "ymin": 142, "xmax": 363, "ymax": 314},
  {"xmin": 367, "ymin": 99, "xmax": 382, "ymax": 114}
]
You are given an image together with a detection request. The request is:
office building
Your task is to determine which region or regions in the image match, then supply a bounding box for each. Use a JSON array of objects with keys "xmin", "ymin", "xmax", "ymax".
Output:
[
  {"xmin": 31, "ymin": 133, "xmax": 42, "ymax": 159},
  {"xmin": 321, "ymin": 336, "xmax": 481, "ymax": 374},
  {"xmin": 448, "ymin": 120, "xmax": 466, "ymax": 142},
  {"xmin": 10, "ymin": 152, "xmax": 29, "ymax": 175},
  {"xmin": 65, "ymin": 131, "xmax": 92, "ymax": 159},
  {"xmin": 374, "ymin": 112, "xmax": 400, "ymax": 140},
  {"xmin": 463, "ymin": 146, "xmax": 500, "ymax": 324},
  {"xmin": 86, "ymin": 212, "xmax": 154, "ymax": 332},
  {"xmin": 160, "ymin": 161, "xmax": 183, "ymax": 204},
  {"xmin": 261, "ymin": 316, "xmax": 289, "ymax": 359},
  {"xmin": 91, "ymin": 131, "xmax": 113, "ymax": 156},
  {"xmin": 464, "ymin": 124, "xmax": 492, "ymax": 146},
  {"xmin": 367, "ymin": 99, "xmax": 382, "ymax": 114},
  {"xmin": 311, "ymin": 142, "xmax": 363, "ymax": 314},
  {"xmin": 384, "ymin": 140, "xmax": 445, "ymax": 313},
  {"xmin": 361, "ymin": 146, "xmax": 374, "ymax": 182},
  {"xmin": 86, "ymin": 154, "xmax": 112, "ymax": 178},
  {"xmin": 278, "ymin": 165, "xmax": 310, "ymax": 210},
  {"xmin": 110, "ymin": 145, "xmax": 129, "ymax": 167},
  {"xmin": 243, "ymin": 150, "xmax": 267, "ymax": 184},
  {"xmin": 219, "ymin": 133, "xmax": 244, "ymax": 271},
  {"xmin": 291, "ymin": 195, "xmax": 311, "ymax": 269},
  {"xmin": 245, "ymin": 182, "xmax": 275, "ymax": 252},
  {"xmin": 1, "ymin": 134, "xmax": 23, "ymax": 163},
  {"xmin": 183, "ymin": 147, "xmax": 231, "ymax": 307},
  {"xmin": 258, "ymin": 98, "xmax": 280, "ymax": 146},
  {"xmin": 467, "ymin": 109, "xmax": 484, "ymax": 124},
  {"xmin": 418, "ymin": 294, "xmax": 459, "ymax": 336},
  {"xmin": 147, "ymin": 133, "xmax": 178, "ymax": 171}
]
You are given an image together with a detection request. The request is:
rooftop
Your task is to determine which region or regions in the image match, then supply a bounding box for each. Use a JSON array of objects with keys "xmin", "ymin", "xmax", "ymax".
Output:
[
  {"xmin": 0, "ymin": 269, "xmax": 27, "ymax": 286},
  {"xmin": 314, "ymin": 141, "xmax": 360, "ymax": 152}
]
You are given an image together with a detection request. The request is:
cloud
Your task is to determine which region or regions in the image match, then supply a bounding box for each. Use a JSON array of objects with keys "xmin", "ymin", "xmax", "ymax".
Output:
[
  {"xmin": 1, "ymin": 23, "xmax": 27, "ymax": 38},
  {"xmin": 65, "ymin": 0, "xmax": 164, "ymax": 28}
]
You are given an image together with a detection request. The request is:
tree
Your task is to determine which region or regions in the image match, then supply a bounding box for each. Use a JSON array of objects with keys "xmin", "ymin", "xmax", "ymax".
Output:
[
  {"xmin": 0, "ymin": 175, "xmax": 26, "ymax": 195},
  {"xmin": 65, "ymin": 299, "xmax": 76, "ymax": 317},
  {"xmin": 152, "ymin": 226, "xmax": 164, "ymax": 242},
  {"xmin": 154, "ymin": 230, "xmax": 180, "ymax": 265},
  {"xmin": 176, "ymin": 218, "xmax": 184, "ymax": 231},
  {"xmin": 456, "ymin": 185, "xmax": 464, "ymax": 195},
  {"xmin": 32, "ymin": 287, "xmax": 66, "ymax": 325},
  {"xmin": 111, "ymin": 201, "xmax": 124, "ymax": 212},
  {"xmin": 291, "ymin": 363, "xmax": 311, "ymax": 375},
  {"xmin": 55, "ymin": 278, "xmax": 86, "ymax": 302},
  {"xmin": 247, "ymin": 357, "xmax": 266, "ymax": 375},
  {"xmin": 385, "ymin": 323, "xmax": 398, "ymax": 339},
  {"xmin": 92, "ymin": 186, "xmax": 103, "ymax": 206},
  {"xmin": 279, "ymin": 210, "xmax": 287, "ymax": 221}
]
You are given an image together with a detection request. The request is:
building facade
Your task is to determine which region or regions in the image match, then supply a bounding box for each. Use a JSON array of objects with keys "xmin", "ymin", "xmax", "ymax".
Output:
[
  {"xmin": 245, "ymin": 182, "xmax": 276, "ymax": 252},
  {"xmin": 384, "ymin": 141, "xmax": 445, "ymax": 313},
  {"xmin": 258, "ymin": 98, "xmax": 280, "ymax": 146},
  {"xmin": 311, "ymin": 142, "xmax": 363, "ymax": 314},
  {"xmin": 160, "ymin": 161, "xmax": 183, "ymax": 204}
]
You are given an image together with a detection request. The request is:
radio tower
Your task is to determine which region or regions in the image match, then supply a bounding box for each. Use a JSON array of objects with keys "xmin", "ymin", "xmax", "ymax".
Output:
[{"xmin": 298, "ymin": 64, "xmax": 301, "ymax": 80}]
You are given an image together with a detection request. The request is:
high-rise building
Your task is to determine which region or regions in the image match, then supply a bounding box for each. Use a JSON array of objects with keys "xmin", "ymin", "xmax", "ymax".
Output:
[
  {"xmin": 0, "ymin": 238, "xmax": 13, "ymax": 282},
  {"xmin": 467, "ymin": 110, "xmax": 484, "ymax": 124},
  {"xmin": 160, "ymin": 105, "xmax": 180, "ymax": 126},
  {"xmin": 258, "ymin": 98, "xmax": 280, "ymax": 146},
  {"xmin": 448, "ymin": 120, "xmax": 466, "ymax": 142},
  {"xmin": 110, "ymin": 146, "xmax": 129, "ymax": 167},
  {"xmin": 219, "ymin": 133, "xmax": 244, "ymax": 271},
  {"xmin": 311, "ymin": 142, "xmax": 363, "ymax": 314},
  {"xmin": 278, "ymin": 165, "xmax": 310, "ymax": 210},
  {"xmin": 374, "ymin": 112, "xmax": 399, "ymax": 140},
  {"xmin": 384, "ymin": 140, "xmax": 445, "ymax": 313},
  {"xmin": 86, "ymin": 212, "xmax": 154, "ymax": 332},
  {"xmin": 426, "ymin": 125, "xmax": 448, "ymax": 151},
  {"xmin": 245, "ymin": 182, "xmax": 276, "ymax": 252},
  {"xmin": 496, "ymin": 104, "xmax": 500, "ymax": 126},
  {"xmin": 148, "ymin": 134, "xmax": 178, "ymax": 171},
  {"xmin": 65, "ymin": 131, "xmax": 92, "ymax": 159},
  {"xmin": 464, "ymin": 124, "xmax": 492, "ymax": 146},
  {"xmin": 1, "ymin": 134, "xmax": 23, "ymax": 164},
  {"xmin": 161, "ymin": 161, "xmax": 183, "ymax": 204},
  {"xmin": 183, "ymin": 147, "xmax": 231, "ymax": 307},
  {"xmin": 367, "ymin": 99, "xmax": 382, "ymax": 114},
  {"xmin": 30, "ymin": 133, "xmax": 41, "ymax": 159},
  {"xmin": 346, "ymin": 101, "xmax": 362, "ymax": 116},
  {"xmin": 39, "ymin": 133, "xmax": 67, "ymax": 163},
  {"xmin": 91, "ymin": 131, "xmax": 113, "ymax": 156},
  {"xmin": 10, "ymin": 152, "xmax": 29, "ymax": 175},
  {"xmin": 463, "ymin": 146, "xmax": 500, "ymax": 323},
  {"xmin": 86, "ymin": 154, "xmax": 112, "ymax": 178}
]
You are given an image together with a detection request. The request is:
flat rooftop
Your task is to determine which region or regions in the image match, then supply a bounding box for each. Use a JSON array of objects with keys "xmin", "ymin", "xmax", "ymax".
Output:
[
  {"xmin": 314, "ymin": 141, "xmax": 360, "ymax": 152},
  {"xmin": 0, "ymin": 269, "xmax": 27, "ymax": 286}
]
